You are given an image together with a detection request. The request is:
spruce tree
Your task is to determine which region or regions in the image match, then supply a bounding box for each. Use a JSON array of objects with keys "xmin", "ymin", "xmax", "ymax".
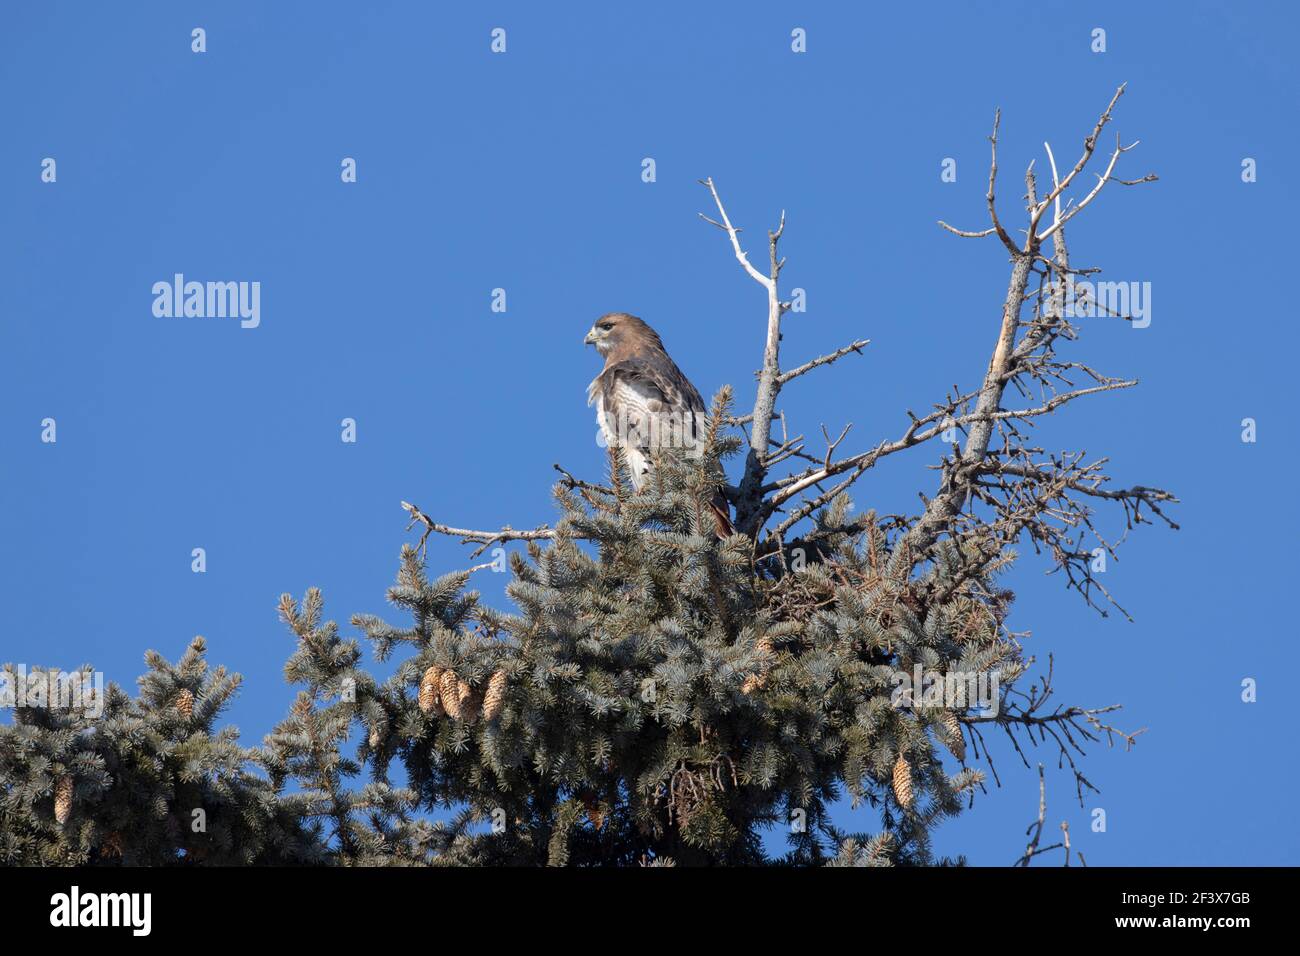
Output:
[
  {"xmin": 0, "ymin": 638, "xmax": 314, "ymax": 865},
  {"xmin": 259, "ymin": 590, "xmax": 446, "ymax": 865},
  {"xmin": 288, "ymin": 410, "xmax": 994, "ymax": 866}
]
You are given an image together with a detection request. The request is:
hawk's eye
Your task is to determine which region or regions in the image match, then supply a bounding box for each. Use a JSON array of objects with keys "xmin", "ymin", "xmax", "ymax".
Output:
[{"xmin": 598, "ymin": 323, "xmax": 613, "ymax": 331}]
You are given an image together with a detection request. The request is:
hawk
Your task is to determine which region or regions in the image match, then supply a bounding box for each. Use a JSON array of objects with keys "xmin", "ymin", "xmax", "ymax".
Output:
[{"xmin": 585, "ymin": 312, "xmax": 734, "ymax": 537}]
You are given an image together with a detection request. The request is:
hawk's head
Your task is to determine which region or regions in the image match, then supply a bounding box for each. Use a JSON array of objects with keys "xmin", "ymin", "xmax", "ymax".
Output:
[{"xmin": 583, "ymin": 312, "xmax": 664, "ymax": 358}]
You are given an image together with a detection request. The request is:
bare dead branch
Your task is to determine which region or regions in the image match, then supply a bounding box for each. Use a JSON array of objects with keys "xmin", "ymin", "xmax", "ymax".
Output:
[
  {"xmin": 1030, "ymin": 84, "xmax": 1127, "ymax": 234},
  {"xmin": 700, "ymin": 177, "xmax": 788, "ymax": 536},
  {"xmin": 985, "ymin": 109, "xmax": 1023, "ymax": 255},
  {"xmin": 967, "ymin": 654, "xmax": 1145, "ymax": 804},
  {"xmin": 400, "ymin": 500, "xmax": 558, "ymax": 559},
  {"xmin": 1014, "ymin": 764, "xmax": 1050, "ymax": 866},
  {"xmin": 778, "ymin": 339, "xmax": 870, "ymax": 385},
  {"xmin": 886, "ymin": 83, "xmax": 1169, "ymax": 588},
  {"xmin": 977, "ymin": 460, "xmax": 1179, "ymax": 529},
  {"xmin": 1037, "ymin": 134, "xmax": 1147, "ymax": 242},
  {"xmin": 938, "ymin": 222, "xmax": 998, "ymax": 239}
]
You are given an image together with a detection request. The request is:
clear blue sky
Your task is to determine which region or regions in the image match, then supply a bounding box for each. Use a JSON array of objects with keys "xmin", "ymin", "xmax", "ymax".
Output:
[{"xmin": 2, "ymin": 1, "xmax": 1296, "ymax": 865}]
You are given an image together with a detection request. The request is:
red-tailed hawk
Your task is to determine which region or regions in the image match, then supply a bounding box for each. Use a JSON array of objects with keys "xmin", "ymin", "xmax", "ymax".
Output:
[{"xmin": 585, "ymin": 312, "xmax": 733, "ymax": 537}]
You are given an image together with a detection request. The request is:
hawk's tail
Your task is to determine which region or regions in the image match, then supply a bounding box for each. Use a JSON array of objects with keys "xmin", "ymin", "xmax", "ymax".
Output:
[{"xmin": 709, "ymin": 490, "xmax": 735, "ymax": 540}]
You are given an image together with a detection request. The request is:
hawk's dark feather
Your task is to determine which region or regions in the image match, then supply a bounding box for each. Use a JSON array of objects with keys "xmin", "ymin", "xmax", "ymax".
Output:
[{"xmin": 585, "ymin": 313, "xmax": 733, "ymax": 537}]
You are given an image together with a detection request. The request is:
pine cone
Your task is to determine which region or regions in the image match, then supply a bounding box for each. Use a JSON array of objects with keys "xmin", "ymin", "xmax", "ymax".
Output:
[
  {"xmin": 54, "ymin": 775, "xmax": 73, "ymax": 826},
  {"xmin": 175, "ymin": 688, "xmax": 195, "ymax": 720},
  {"xmin": 418, "ymin": 666, "xmax": 444, "ymax": 716},
  {"xmin": 458, "ymin": 680, "xmax": 482, "ymax": 724},
  {"xmin": 742, "ymin": 637, "xmax": 776, "ymax": 695},
  {"xmin": 941, "ymin": 711, "xmax": 966, "ymax": 761},
  {"xmin": 368, "ymin": 726, "xmax": 382, "ymax": 749},
  {"xmin": 892, "ymin": 754, "xmax": 913, "ymax": 811},
  {"xmin": 439, "ymin": 670, "xmax": 462, "ymax": 719},
  {"xmin": 482, "ymin": 669, "xmax": 508, "ymax": 722}
]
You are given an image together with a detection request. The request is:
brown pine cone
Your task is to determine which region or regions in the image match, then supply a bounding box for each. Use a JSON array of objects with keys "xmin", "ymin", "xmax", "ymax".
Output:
[
  {"xmin": 54, "ymin": 775, "xmax": 73, "ymax": 826},
  {"xmin": 439, "ymin": 670, "xmax": 462, "ymax": 719},
  {"xmin": 892, "ymin": 754, "xmax": 913, "ymax": 810},
  {"xmin": 458, "ymin": 680, "xmax": 482, "ymax": 724},
  {"xmin": 941, "ymin": 710, "xmax": 966, "ymax": 761},
  {"xmin": 419, "ymin": 666, "xmax": 444, "ymax": 716},
  {"xmin": 482, "ymin": 670, "xmax": 508, "ymax": 722}
]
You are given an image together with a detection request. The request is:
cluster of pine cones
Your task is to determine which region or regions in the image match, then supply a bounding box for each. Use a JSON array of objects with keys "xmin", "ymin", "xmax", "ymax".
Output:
[{"xmin": 418, "ymin": 666, "xmax": 508, "ymax": 723}]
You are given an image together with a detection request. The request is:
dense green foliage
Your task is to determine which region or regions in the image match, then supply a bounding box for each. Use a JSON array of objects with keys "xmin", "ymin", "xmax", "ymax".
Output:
[{"xmin": 1, "ymin": 437, "xmax": 1023, "ymax": 866}]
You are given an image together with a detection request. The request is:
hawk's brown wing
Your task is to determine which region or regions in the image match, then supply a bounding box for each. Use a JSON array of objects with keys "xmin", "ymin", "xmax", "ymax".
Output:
[
  {"xmin": 593, "ymin": 356, "xmax": 732, "ymax": 536},
  {"xmin": 596, "ymin": 355, "xmax": 704, "ymax": 472}
]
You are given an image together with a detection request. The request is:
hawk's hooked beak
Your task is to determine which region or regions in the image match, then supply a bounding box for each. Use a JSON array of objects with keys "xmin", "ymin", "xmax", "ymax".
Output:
[{"xmin": 583, "ymin": 329, "xmax": 597, "ymax": 346}]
